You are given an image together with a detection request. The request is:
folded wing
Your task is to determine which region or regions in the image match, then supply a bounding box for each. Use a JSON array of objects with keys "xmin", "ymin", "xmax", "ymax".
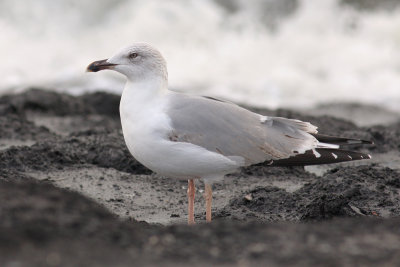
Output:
[{"xmin": 166, "ymin": 93, "xmax": 319, "ymax": 165}]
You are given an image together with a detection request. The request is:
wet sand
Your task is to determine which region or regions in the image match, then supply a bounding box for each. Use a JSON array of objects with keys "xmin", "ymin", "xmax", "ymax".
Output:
[{"xmin": 1, "ymin": 89, "xmax": 399, "ymax": 266}]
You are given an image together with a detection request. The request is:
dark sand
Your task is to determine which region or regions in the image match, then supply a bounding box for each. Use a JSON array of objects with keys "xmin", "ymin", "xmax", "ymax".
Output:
[{"xmin": 0, "ymin": 89, "xmax": 399, "ymax": 266}]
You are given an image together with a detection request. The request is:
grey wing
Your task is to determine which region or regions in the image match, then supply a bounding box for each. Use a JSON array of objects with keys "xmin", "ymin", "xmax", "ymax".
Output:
[{"xmin": 166, "ymin": 92, "xmax": 318, "ymax": 165}]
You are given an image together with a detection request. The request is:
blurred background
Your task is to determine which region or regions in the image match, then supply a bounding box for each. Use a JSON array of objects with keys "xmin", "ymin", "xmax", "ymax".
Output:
[{"xmin": 1, "ymin": 0, "xmax": 399, "ymax": 111}]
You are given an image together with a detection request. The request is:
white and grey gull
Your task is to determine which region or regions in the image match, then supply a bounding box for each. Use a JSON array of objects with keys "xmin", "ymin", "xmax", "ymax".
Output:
[{"xmin": 87, "ymin": 43, "xmax": 372, "ymax": 224}]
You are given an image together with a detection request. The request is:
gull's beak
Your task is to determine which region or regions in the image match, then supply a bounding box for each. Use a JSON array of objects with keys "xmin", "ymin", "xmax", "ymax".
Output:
[{"xmin": 86, "ymin": 59, "xmax": 117, "ymax": 72}]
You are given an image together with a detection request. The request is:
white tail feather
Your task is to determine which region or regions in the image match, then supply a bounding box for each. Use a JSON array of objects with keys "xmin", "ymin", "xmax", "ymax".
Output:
[{"xmin": 317, "ymin": 142, "xmax": 340, "ymax": 149}]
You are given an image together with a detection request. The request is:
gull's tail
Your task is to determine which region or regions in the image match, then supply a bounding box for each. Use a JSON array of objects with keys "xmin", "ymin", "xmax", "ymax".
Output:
[
  {"xmin": 268, "ymin": 135, "xmax": 373, "ymax": 166},
  {"xmin": 269, "ymin": 148, "xmax": 371, "ymax": 166}
]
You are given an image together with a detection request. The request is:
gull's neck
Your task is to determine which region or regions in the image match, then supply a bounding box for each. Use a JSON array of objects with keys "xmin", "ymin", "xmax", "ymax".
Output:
[
  {"xmin": 122, "ymin": 75, "xmax": 168, "ymax": 104},
  {"xmin": 120, "ymin": 74, "xmax": 169, "ymax": 124}
]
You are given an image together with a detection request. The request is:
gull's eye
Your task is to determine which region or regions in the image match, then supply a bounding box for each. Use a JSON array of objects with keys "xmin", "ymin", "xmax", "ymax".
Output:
[{"xmin": 129, "ymin": 52, "xmax": 138, "ymax": 59}]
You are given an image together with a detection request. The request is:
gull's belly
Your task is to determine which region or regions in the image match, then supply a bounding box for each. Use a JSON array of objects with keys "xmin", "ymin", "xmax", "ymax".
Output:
[{"xmin": 121, "ymin": 117, "xmax": 240, "ymax": 179}]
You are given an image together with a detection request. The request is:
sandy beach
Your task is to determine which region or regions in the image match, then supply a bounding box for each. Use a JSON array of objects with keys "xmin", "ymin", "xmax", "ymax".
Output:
[{"xmin": 0, "ymin": 88, "xmax": 399, "ymax": 266}]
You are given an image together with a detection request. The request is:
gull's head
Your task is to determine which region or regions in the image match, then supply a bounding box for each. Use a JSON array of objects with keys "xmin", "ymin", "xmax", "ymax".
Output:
[{"xmin": 87, "ymin": 43, "xmax": 167, "ymax": 82}]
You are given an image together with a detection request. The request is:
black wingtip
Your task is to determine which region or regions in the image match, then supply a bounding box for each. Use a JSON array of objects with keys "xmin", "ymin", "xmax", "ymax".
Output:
[
  {"xmin": 312, "ymin": 134, "xmax": 374, "ymax": 146},
  {"xmin": 268, "ymin": 148, "xmax": 372, "ymax": 167},
  {"xmin": 346, "ymin": 139, "xmax": 374, "ymax": 145}
]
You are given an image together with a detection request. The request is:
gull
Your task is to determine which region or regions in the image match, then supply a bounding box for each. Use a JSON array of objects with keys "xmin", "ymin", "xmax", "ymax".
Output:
[{"xmin": 87, "ymin": 43, "xmax": 372, "ymax": 224}]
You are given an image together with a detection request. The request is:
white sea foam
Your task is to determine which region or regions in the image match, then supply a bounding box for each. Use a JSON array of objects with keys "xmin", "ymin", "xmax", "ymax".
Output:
[{"xmin": 1, "ymin": 0, "xmax": 400, "ymax": 111}]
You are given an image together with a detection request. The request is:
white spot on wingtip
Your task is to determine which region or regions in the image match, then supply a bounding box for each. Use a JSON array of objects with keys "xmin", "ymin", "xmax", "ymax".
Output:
[
  {"xmin": 331, "ymin": 153, "xmax": 338, "ymax": 159},
  {"xmin": 368, "ymin": 154, "xmax": 372, "ymax": 159},
  {"xmin": 348, "ymin": 155, "xmax": 352, "ymax": 160},
  {"xmin": 318, "ymin": 142, "xmax": 339, "ymax": 149},
  {"xmin": 312, "ymin": 149, "xmax": 321, "ymax": 158}
]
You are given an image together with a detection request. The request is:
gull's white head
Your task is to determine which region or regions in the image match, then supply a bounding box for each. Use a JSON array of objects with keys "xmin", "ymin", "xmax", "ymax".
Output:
[{"xmin": 87, "ymin": 43, "xmax": 167, "ymax": 82}]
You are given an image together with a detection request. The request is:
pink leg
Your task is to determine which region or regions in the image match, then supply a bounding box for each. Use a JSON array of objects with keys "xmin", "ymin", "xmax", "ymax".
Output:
[
  {"xmin": 187, "ymin": 179, "xmax": 195, "ymax": 225},
  {"xmin": 205, "ymin": 183, "xmax": 212, "ymax": 222}
]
